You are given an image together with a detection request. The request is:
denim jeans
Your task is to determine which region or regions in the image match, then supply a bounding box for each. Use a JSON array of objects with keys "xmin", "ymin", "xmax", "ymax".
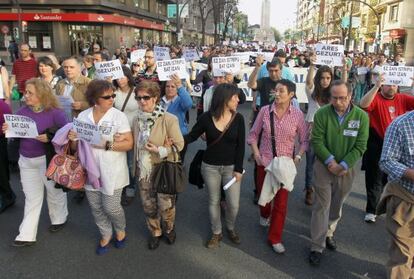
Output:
[
  {"xmin": 305, "ymin": 145, "xmax": 315, "ymax": 190},
  {"xmin": 125, "ymin": 150, "xmax": 136, "ymax": 197},
  {"xmin": 201, "ymin": 162, "xmax": 240, "ymax": 234}
]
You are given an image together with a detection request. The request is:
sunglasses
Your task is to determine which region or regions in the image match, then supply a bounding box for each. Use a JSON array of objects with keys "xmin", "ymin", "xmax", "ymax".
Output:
[
  {"xmin": 100, "ymin": 94, "xmax": 116, "ymax": 100},
  {"xmin": 135, "ymin": 95, "xmax": 152, "ymax": 101}
]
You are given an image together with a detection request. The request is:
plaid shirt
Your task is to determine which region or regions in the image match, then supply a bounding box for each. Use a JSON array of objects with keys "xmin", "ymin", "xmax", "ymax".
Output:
[
  {"xmin": 247, "ymin": 103, "xmax": 309, "ymax": 167},
  {"xmin": 380, "ymin": 111, "xmax": 414, "ymax": 194}
]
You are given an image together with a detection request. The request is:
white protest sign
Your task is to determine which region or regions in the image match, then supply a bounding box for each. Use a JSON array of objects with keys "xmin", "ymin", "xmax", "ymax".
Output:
[
  {"xmin": 154, "ymin": 46, "xmax": 170, "ymax": 61},
  {"xmin": 94, "ymin": 59, "xmax": 124, "ymax": 80},
  {"xmin": 277, "ymin": 42, "xmax": 285, "ymax": 50},
  {"xmin": 291, "ymin": 67, "xmax": 309, "ymax": 103},
  {"xmin": 315, "ymin": 44, "xmax": 344, "ymax": 67},
  {"xmin": 256, "ymin": 52, "xmax": 275, "ymax": 62},
  {"xmin": 287, "ymin": 59, "xmax": 296, "ymax": 68},
  {"xmin": 357, "ymin": 67, "xmax": 368, "ymax": 75},
  {"xmin": 57, "ymin": 95, "xmax": 74, "ymax": 121},
  {"xmin": 156, "ymin": 58, "xmax": 188, "ymax": 81},
  {"xmin": 212, "ymin": 56, "xmax": 241, "ymax": 76},
  {"xmin": 233, "ymin": 52, "xmax": 251, "ymax": 64},
  {"xmin": 382, "ymin": 65, "xmax": 414, "ymax": 87},
  {"xmin": 183, "ymin": 48, "xmax": 200, "ymax": 62},
  {"xmin": 130, "ymin": 49, "xmax": 146, "ymax": 63},
  {"xmin": 191, "ymin": 83, "xmax": 203, "ymax": 97},
  {"xmin": 237, "ymin": 66, "xmax": 255, "ymax": 101},
  {"xmin": 4, "ymin": 114, "xmax": 39, "ymax": 138},
  {"xmin": 73, "ymin": 118, "xmax": 101, "ymax": 145}
]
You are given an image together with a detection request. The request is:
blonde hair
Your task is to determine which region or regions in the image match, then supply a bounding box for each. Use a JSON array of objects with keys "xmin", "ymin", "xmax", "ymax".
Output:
[{"xmin": 26, "ymin": 78, "xmax": 61, "ymax": 110}]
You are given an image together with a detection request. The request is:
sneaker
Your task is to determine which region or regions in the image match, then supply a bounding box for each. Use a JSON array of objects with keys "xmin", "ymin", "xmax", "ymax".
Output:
[
  {"xmin": 12, "ymin": 240, "xmax": 36, "ymax": 247},
  {"xmin": 49, "ymin": 221, "xmax": 67, "ymax": 233},
  {"xmin": 148, "ymin": 236, "xmax": 161, "ymax": 250},
  {"xmin": 227, "ymin": 230, "xmax": 241, "ymax": 244},
  {"xmin": 364, "ymin": 213, "xmax": 376, "ymax": 223},
  {"xmin": 272, "ymin": 243, "xmax": 286, "ymax": 254},
  {"xmin": 165, "ymin": 230, "xmax": 176, "ymax": 245},
  {"xmin": 259, "ymin": 216, "xmax": 270, "ymax": 227},
  {"xmin": 206, "ymin": 233, "xmax": 223, "ymax": 248},
  {"xmin": 309, "ymin": 251, "xmax": 322, "ymax": 266}
]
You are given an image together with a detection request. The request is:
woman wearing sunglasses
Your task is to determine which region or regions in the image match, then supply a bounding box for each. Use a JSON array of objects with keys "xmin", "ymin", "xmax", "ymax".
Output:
[
  {"xmin": 67, "ymin": 80, "xmax": 133, "ymax": 255},
  {"xmin": 131, "ymin": 80, "xmax": 184, "ymax": 250}
]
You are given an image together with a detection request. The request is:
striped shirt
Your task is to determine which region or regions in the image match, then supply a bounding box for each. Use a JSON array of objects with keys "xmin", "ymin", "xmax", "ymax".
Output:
[
  {"xmin": 247, "ymin": 103, "xmax": 309, "ymax": 167},
  {"xmin": 12, "ymin": 58, "xmax": 38, "ymax": 93},
  {"xmin": 380, "ymin": 111, "xmax": 414, "ymax": 194}
]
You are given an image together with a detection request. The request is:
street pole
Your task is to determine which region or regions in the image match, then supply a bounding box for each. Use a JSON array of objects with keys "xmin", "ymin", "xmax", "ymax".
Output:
[
  {"xmin": 176, "ymin": 0, "xmax": 180, "ymax": 43},
  {"xmin": 12, "ymin": 0, "xmax": 23, "ymax": 43},
  {"xmin": 346, "ymin": 1, "xmax": 353, "ymax": 51}
]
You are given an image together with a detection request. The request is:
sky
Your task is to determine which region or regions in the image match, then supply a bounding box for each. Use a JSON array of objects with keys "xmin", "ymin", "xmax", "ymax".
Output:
[{"xmin": 237, "ymin": 0, "xmax": 297, "ymax": 33}]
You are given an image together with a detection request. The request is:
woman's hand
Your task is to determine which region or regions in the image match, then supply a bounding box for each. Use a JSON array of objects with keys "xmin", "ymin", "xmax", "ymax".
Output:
[
  {"xmin": 2, "ymin": 123, "xmax": 8, "ymax": 134},
  {"xmin": 164, "ymin": 137, "xmax": 173, "ymax": 147},
  {"xmin": 294, "ymin": 154, "xmax": 302, "ymax": 165},
  {"xmin": 233, "ymin": 171, "xmax": 243, "ymax": 183},
  {"xmin": 254, "ymin": 153, "xmax": 263, "ymax": 166},
  {"xmin": 170, "ymin": 74, "xmax": 182, "ymax": 89},
  {"xmin": 114, "ymin": 133, "xmax": 127, "ymax": 142},
  {"xmin": 71, "ymin": 102, "xmax": 82, "ymax": 110},
  {"xmin": 145, "ymin": 142, "xmax": 159, "ymax": 153},
  {"xmin": 309, "ymin": 53, "xmax": 316, "ymax": 66},
  {"xmin": 36, "ymin": 134, "xmax": 49, "ymax": 143},
  {"xmin": 68, "ymin": 130, "xmax": 78, "ymax": 141}
]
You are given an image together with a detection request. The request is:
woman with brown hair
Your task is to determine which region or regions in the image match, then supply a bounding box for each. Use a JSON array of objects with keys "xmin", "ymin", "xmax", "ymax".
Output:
[
  {"xmin": 2, "ymin": 78, "xmax": 69, "ymax": 247},
  {"xmin": 131, "ymin": 80, "xmax": 184, "ymax": 250},
  {"xmin": 37, "ymin": 56, "xmax": 61, "ymax": 93}
]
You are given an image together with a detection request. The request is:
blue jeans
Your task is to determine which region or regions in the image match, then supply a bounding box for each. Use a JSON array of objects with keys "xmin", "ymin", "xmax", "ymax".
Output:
[
  {"xmin": 305, "ymin": 145, "xmax": 315, "ymax": 190},
  {"xmin": 125, "ymin": 150, "xmax": 136, "ymax": 197}
]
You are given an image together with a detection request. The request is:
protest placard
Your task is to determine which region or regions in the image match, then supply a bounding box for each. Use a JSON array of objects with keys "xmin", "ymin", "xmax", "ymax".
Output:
[
  {"xmin": 94, "ymin": 59, "xmax": 124, "ymax": 80},
  {"xmin": 57, "ymin": 95, "xmax": 74, "ymax": 121},
  {"xmin": 357, "ymin": 67, "xmax": 369, "ymax": 75},
  {"xmin": 154, "ymin": 46, "xmax": 171, "ymax": 61},
  {"xmin": 4, "ymin": 114, "xmax": 39, "ymax": 138},
  {"xmin": 183, "ymin": 48, "xmax": 200, "ymax": 62},
  {"xmin": 233, "ymin": 52, "xmax": 251, "ymax": 64},
  {"xmin": 382, "ymin": 65, "xmax": 414, "ymax": 87},
  {"xmin": 291, "ymin": 67, "xmax": 309, "ymax": 103},
  {"xmin": 212, "ymin": 56, "xmax": 241, "ymax": 76},
  {"xmin": 156, "ymin": 58, "xmax": 188, "ymax": 81},
  {"xmin": 130, "ymin": 49, "xmax": 146, "ymax": 63},
  {"xmin": 255, "ymin": 52, "xmax": 275, "ymax": 62},
  {"xmin": 277, "ymin": 42, "xmax": 285, "ymax": 50},
  {"xmin": 315, "ymin": 44, "xmax": 344, "ymax": 67},
  {"xmin": 73, "ymin": 118, "xmax": 101, "ymax": 145}
]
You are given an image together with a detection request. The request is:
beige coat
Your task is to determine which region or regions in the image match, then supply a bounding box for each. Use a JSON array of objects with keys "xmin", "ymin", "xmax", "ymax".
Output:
[
  {"xmin": 55, "ymin": 75, "xmax": 91, "ymax": 117},
  {"xmin": 131, "ymin": 112, "xmax": 184, "ymax": 178}
]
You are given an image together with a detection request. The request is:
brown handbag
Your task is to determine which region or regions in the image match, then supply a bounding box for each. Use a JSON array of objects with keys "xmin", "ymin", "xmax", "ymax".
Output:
[
  {"xmin": 45, "ymin": 143, "xmax": 87, "ymax": 190},
  {"xmin": 152, "ymin": 145, "xmax": 187, "ymax": 195}
]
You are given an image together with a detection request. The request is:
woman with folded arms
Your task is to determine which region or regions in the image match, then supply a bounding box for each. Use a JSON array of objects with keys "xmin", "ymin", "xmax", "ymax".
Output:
[{"xmin": 68, "ymin": 80, "xmax": 133, "ymax": 255}]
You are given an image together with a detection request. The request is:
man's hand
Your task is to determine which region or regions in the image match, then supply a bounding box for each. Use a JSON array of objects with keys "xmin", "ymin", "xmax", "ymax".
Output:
[
  {"xmin": 328, "ymin": 161, "xmax": 346, "ymax": 176},
  {"xmin": 255, "ymin": 55, "xmax": 264, "ymax": 68}
]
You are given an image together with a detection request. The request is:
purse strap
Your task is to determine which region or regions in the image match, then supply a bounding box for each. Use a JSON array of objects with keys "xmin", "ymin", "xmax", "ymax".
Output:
[
  {"xmin": 208, "ymin": 112, "xmax": 236, "ymax": 148},
  {"xmin": 269, "ymin": 105, "xmax": 277, "ymax": 158},
  {"xmin": 120, "ymin": 87, "xmax": 134, "ymax": 112}
]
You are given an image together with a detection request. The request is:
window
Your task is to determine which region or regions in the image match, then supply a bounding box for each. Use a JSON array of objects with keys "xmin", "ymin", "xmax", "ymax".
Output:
[{"xmin": 389, "ymin": 4, "xmax": 398, "ymax": 22}]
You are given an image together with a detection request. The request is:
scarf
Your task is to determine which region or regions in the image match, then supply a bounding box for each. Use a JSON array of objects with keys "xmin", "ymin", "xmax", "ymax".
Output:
[{"xmin": 136, "ymin": 104, "xmax": 165, "ymax": 181}]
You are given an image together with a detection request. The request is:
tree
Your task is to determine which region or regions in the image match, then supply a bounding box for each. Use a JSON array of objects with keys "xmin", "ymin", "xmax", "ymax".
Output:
[
  {"xmin": 271, "ymin": 27, "xmax": 281, "ymax": 42},
  {"xmin": 221, "ymin": 0, "xmax": 238, "ymax": 41},
  {"xmin": 198, "ymin": 0, "xmax": 214, "ymax": 45}
]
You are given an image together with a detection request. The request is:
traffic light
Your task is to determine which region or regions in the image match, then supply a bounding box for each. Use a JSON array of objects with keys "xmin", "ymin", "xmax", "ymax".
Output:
[{"xmin": 22, "ymin": 21, "xmax": 27, "ymax": 32}]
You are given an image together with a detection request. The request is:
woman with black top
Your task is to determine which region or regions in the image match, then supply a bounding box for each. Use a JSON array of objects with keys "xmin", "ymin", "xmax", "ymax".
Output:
[{"xmin": 185, "ymin": 83, "xmax": 245, "ymax": 249}]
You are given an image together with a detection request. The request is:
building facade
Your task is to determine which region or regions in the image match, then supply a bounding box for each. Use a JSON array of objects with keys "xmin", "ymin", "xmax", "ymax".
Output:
[{"xmin": 0, "ymin": 0, "xmax": 175, "ymax": 58}]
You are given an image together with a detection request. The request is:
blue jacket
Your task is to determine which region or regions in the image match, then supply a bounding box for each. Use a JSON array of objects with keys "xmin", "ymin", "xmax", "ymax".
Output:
[{"xmin": 163, "ymin": 87, "xmax": 193, "ymax": 135}]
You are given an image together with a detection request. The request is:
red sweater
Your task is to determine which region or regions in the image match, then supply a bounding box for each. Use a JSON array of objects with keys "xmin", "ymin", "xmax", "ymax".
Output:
[
  {"xmin": 365, "ymin": 92, "xmax": 414, "ymax": 139},
  {"xmin": 12, "ymin": 58, "xmax": 38, "ymax": 93}
]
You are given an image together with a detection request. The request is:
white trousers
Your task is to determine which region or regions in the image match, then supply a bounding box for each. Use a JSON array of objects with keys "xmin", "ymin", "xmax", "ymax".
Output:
[{"xmin": 15, "ymin": 155, "xmax": 68, "ymax": 242}]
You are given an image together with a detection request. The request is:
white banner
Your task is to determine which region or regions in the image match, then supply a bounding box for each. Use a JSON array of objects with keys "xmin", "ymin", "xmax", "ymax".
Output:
[
  {"xmin": 4, "ymin": 114, "xmax": 38, "ymax": 138},
  {"xmin": 233, "ymin": 52, "xmax": 251, "ymax": 64},
  {"xmin": 315, "ymin": 44, "xmax": 344, "ymax": 67},
  {"xmin": 130, "ymin": 49, "xmax": 146, "ymax": 63},
  {"xmin": 156, "ymin": 58, "xmax": 188, "ymax": 81},
  {"xmin": 291, "ymin": 67, "xmax": 309, "ymax": 103},
  {"xmin": 212, "ymin": 56, "xmax": 241, "ymax": 76},
  {"xmin": 154, "ymin": 46, "xmax": 171, "ymax": 61},
  {"xmin": 183, "ymin": 48, "xmax": 200, "ymax": 62},
  {"xmin": 382, "ymin": 65, "xmax": 414, "ymax": 87},
  {"xmin": 94, "ymin": 59, "xmax": 124, "ymax": 80},
  {"xmin": 73, "ymin": 118, "xmax": 101, "ymax": 145}
]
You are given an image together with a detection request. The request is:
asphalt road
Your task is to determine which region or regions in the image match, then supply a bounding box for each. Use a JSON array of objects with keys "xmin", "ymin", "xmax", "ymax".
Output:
[{"xmin": 0, "ymin": 102, "xmax": 388, "ymax": 279}]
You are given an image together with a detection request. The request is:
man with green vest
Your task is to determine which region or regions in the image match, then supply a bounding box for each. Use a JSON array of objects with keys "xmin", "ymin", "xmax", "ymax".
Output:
[{"xmin": 308, "ymin": 80, "xmax": 369, "ymax": 266}]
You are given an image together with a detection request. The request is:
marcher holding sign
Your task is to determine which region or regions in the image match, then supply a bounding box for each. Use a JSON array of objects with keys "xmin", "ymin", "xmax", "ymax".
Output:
[
  {"xmin": 1, "ymin": 78, "xmax": 69, "ymax": 247},
  {"xmin": 314, "ymin": 43, "xmax": 345, "ymax": 67},
  {"xmin": 156, "ymin": 58, "xmax": 188, "ymax": 81},
  {"xmin": 212, "ymin": 56, "xmax": 241, "ymax": 77},
  {"xmin": 381, "ymin": 65, "xmax": 414, "ymax": 87},
  {"xmin": 94, "ymin": 59, "xmax": 124, "ymax": 80},
  {"xmin": 67, "ymin": 79, "xmax": 133, "ymax": 254}
]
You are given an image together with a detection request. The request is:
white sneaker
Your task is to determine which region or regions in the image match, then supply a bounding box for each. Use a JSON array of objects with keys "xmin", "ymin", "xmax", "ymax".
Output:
[
  {"xmin": 364, "ymin": 213, "xmax": 376, "ymax": 223},
  {"xmin": 259, "ymin": 217, "xmax": 270, "ymax": 227},
  {"xmin": 272, "ymin": 243, "xmax": 286, "ymax": 254}
]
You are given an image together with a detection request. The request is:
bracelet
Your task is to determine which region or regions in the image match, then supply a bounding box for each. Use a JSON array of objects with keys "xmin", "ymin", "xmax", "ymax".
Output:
[{"xmin": 295, "ymin": 154, "xmax": 302, "ymax": 160}]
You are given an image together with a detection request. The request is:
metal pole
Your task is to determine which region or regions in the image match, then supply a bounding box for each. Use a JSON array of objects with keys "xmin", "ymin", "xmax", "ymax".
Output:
[{"xmin": 176, "ymin": 0, "xmax": 180, "ymax": 42}]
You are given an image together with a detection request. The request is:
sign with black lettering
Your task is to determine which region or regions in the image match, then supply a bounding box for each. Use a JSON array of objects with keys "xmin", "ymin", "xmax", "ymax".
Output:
[
  {"xmin": 73, "ymin": 118, "xmax": 101, "ymax": 145},
  {"xmin": 212, "ymin": 56, "xmax": 241, "ymax": 76},
  {"xmin": 183, "ymin": 48, "xmax": 200, "ymax": 62},
  {"xmin": 154, "ymin": 46, "xmax": 171, "ymax": 61},
  {"xmin": 156, "ymin": 58, "xmax": 188, "ymax": 81},
  {"xmin": 382, "ymin": 65, "xmax": 414, "ymax": 87},
  {"xmin": 4, "ymin": 114, "xmax": 38, "ymax": 138},
  {"xmin": 94, "ymin": 59, "xmax": 124, "ymax": 80},
  {"xmin": 130, "ymin": 49, "xmax": 146, "ymax": 63},
  {"xmin": 315, "ymin": 43, "xmax": 344, "ymax": 67}
]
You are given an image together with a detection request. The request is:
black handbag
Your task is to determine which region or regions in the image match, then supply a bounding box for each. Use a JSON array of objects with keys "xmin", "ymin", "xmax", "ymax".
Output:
[
  {"xmin": 152, "ymin": 145, "xmax": 187, "ymax": 195},
  {"xmin": 188, "ymin": 112, "xmax": 237, "ymax": 189}
]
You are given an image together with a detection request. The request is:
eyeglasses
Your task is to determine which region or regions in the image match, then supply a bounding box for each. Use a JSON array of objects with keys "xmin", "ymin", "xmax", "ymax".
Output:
[
  {"xmin": 144, "ymin": 56, "xmax": 154, "ymax": 59},
  {"xmin": 135, "ymin": 95, "xmax": 152, "ymax": 101},
  {"xmin": 100, "ymin": 94, "xmax": 116, "ymax": 100},
  {"xmin": 330, "ymin": 96, "xmax": 348, "ymax": 101}
]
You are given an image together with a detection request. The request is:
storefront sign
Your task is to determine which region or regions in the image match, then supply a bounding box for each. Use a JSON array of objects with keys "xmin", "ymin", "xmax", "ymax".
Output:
[
  {"xmin": 382, "ymin": 65, "xmax": 414, "ymax": 87},
  {"xmin": 156, "ymin": 58, "xmax": 188, "ymax": 81},
  {"xmin": 315, "ymin": 43, "xmax": 344, "ymax": 67},
  {"xmin": 4, "ymin": 114, "xmax": 39, "ymax": 138},
  {"xmin": 183, "ymin": 48, "xmax": 200, "ymax": 62},
  {"xmin": 154, "ymin": 46, "xmax": 171, "ymax": 61},
  {"xmin": 94, "ymin": 59, "xmax": 124, "ymax": 80},
  {"xmin": 73, "ymin": 118, "xmax": 101, "ymax": 145},
  {"xmin": 130, "ymin": 49, "xmax": 146, "ymax": 63},
  {"xmin": 212, "ymin": 56, "xmax": 241, "ymax": 76}
]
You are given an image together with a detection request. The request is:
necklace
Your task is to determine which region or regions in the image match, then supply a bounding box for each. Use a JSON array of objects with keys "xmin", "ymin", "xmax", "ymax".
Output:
[{"xmin": 30, "ymin": 105, "xmax": 44, "ymax": 113}]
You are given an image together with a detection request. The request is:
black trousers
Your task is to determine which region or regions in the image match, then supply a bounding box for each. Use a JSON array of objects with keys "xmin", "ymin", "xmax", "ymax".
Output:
[
  {"xmin": 363, "ymin": 131, "xmax": 387, "ymax": 214},
  {"xmin": 0, "ymin": 137, "xmax": 14, "ymax": 203}
]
